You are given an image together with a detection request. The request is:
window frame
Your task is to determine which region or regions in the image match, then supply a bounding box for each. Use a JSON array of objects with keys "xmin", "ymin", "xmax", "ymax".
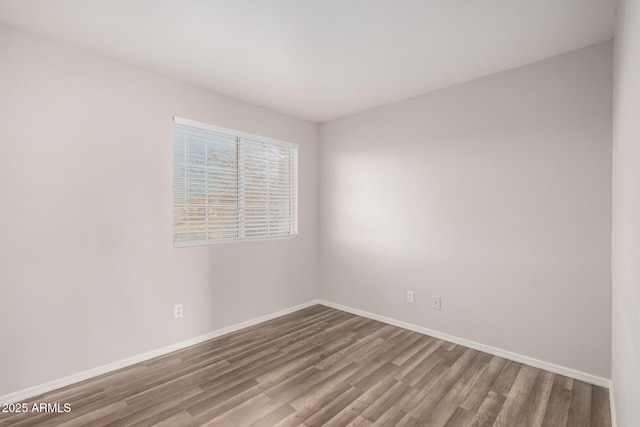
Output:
[{"xmin": 173, "ymin": 116, "xmax": 298, "ymax": 248}]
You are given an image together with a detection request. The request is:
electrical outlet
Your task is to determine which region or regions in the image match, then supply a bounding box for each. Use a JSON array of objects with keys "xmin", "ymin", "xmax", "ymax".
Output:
[
  {"xmin": 406, "ymin": 291, "xmax": 415, "ymax": 303},
  {"xmin": 431, "ymin": 296, "xmax": 442, "ymax": 310},
  {"xmin": 174, "ymin": 304, "xmax": 183, "ymax": 319}
]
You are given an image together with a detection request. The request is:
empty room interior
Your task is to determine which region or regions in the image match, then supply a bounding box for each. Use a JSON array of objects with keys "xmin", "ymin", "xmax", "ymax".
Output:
[{"xmin": 0, "ymin": 1, "xmax": 638, "ymax": 426}]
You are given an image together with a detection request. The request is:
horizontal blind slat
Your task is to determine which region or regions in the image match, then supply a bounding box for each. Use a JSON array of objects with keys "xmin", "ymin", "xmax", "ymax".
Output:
[{"xmin": 174, "ymin": 119, "xmax": 298, "ymax": 246}]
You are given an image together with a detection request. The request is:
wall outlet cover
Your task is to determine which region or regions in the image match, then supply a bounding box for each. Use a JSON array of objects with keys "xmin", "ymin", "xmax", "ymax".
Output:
[{"xmin": 407, "ymin": 291, "xmax": 415, "ymax": 303}]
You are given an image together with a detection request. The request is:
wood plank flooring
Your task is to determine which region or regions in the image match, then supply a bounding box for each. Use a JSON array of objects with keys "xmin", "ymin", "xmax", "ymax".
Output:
[{"xmin": 0, "ymin": 305, "xmax": 611, "ymax": 426}]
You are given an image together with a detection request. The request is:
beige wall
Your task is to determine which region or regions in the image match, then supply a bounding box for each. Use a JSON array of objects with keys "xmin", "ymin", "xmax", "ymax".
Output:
[
  {"xmin": 319, "ymin": 42, "xmax": 613, "ymax": 378},
  {"xmin": 612, "ymin": 0, "xmax": 640, "ymax": 424},
  {"xmin": 0, "ymin": 24, "xmax": 319, "ymax": 396}
]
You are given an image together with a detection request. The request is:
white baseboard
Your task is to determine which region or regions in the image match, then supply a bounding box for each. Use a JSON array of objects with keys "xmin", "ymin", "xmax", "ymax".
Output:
[
  {"xmin": 609, "ymin": 380, "xmax": 617, "ymax": 427},
  {"xmin": 317, "ymin": 300, "xmax": 610, "ymax": 388},
  {"xmin": 0, "ymin": 300, "xmax": 320, "ymax": 404},
  {"xmin": 2, "ymin": 298, "xmax": 610, "ymax": 405}
]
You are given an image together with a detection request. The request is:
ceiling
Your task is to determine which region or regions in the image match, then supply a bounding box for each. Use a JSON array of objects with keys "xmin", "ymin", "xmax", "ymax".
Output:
[{"xmin": 0, "ymin": 0, "xmax": 616, "ymax": 122}]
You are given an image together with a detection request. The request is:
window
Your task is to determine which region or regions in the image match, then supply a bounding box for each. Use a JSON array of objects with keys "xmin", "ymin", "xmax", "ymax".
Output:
[{"xmin": 173, "ymin": 117, "xmax": 298, "ymax": 247}]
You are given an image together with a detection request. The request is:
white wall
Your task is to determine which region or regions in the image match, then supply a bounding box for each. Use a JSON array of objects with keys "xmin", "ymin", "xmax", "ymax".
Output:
[
  {"xmin": 612, "ymin": 0, "xmax": 640, "ymax": 424},
  {"xmin": 319, "ymin": 42, "xmax": 613, "ymax": 378},
  {"xmin": 0, "ymin": 24, "xmax": 318, "ymax": 396},
  {"xmin": 0, "ymin": 19, "xmax": 618, "ymax": 400}
]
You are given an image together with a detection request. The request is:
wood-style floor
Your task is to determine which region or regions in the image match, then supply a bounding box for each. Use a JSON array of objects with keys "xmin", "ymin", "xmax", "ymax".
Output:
[{"xmin": 0, "ymin": 305, "xmax": 611, "ymax": 427}]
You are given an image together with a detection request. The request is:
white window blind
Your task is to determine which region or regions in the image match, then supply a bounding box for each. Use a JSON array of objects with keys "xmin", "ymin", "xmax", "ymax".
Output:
[{"xmin": 173, "ymin": 117, "xmax": 298, "ymax": 247}]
